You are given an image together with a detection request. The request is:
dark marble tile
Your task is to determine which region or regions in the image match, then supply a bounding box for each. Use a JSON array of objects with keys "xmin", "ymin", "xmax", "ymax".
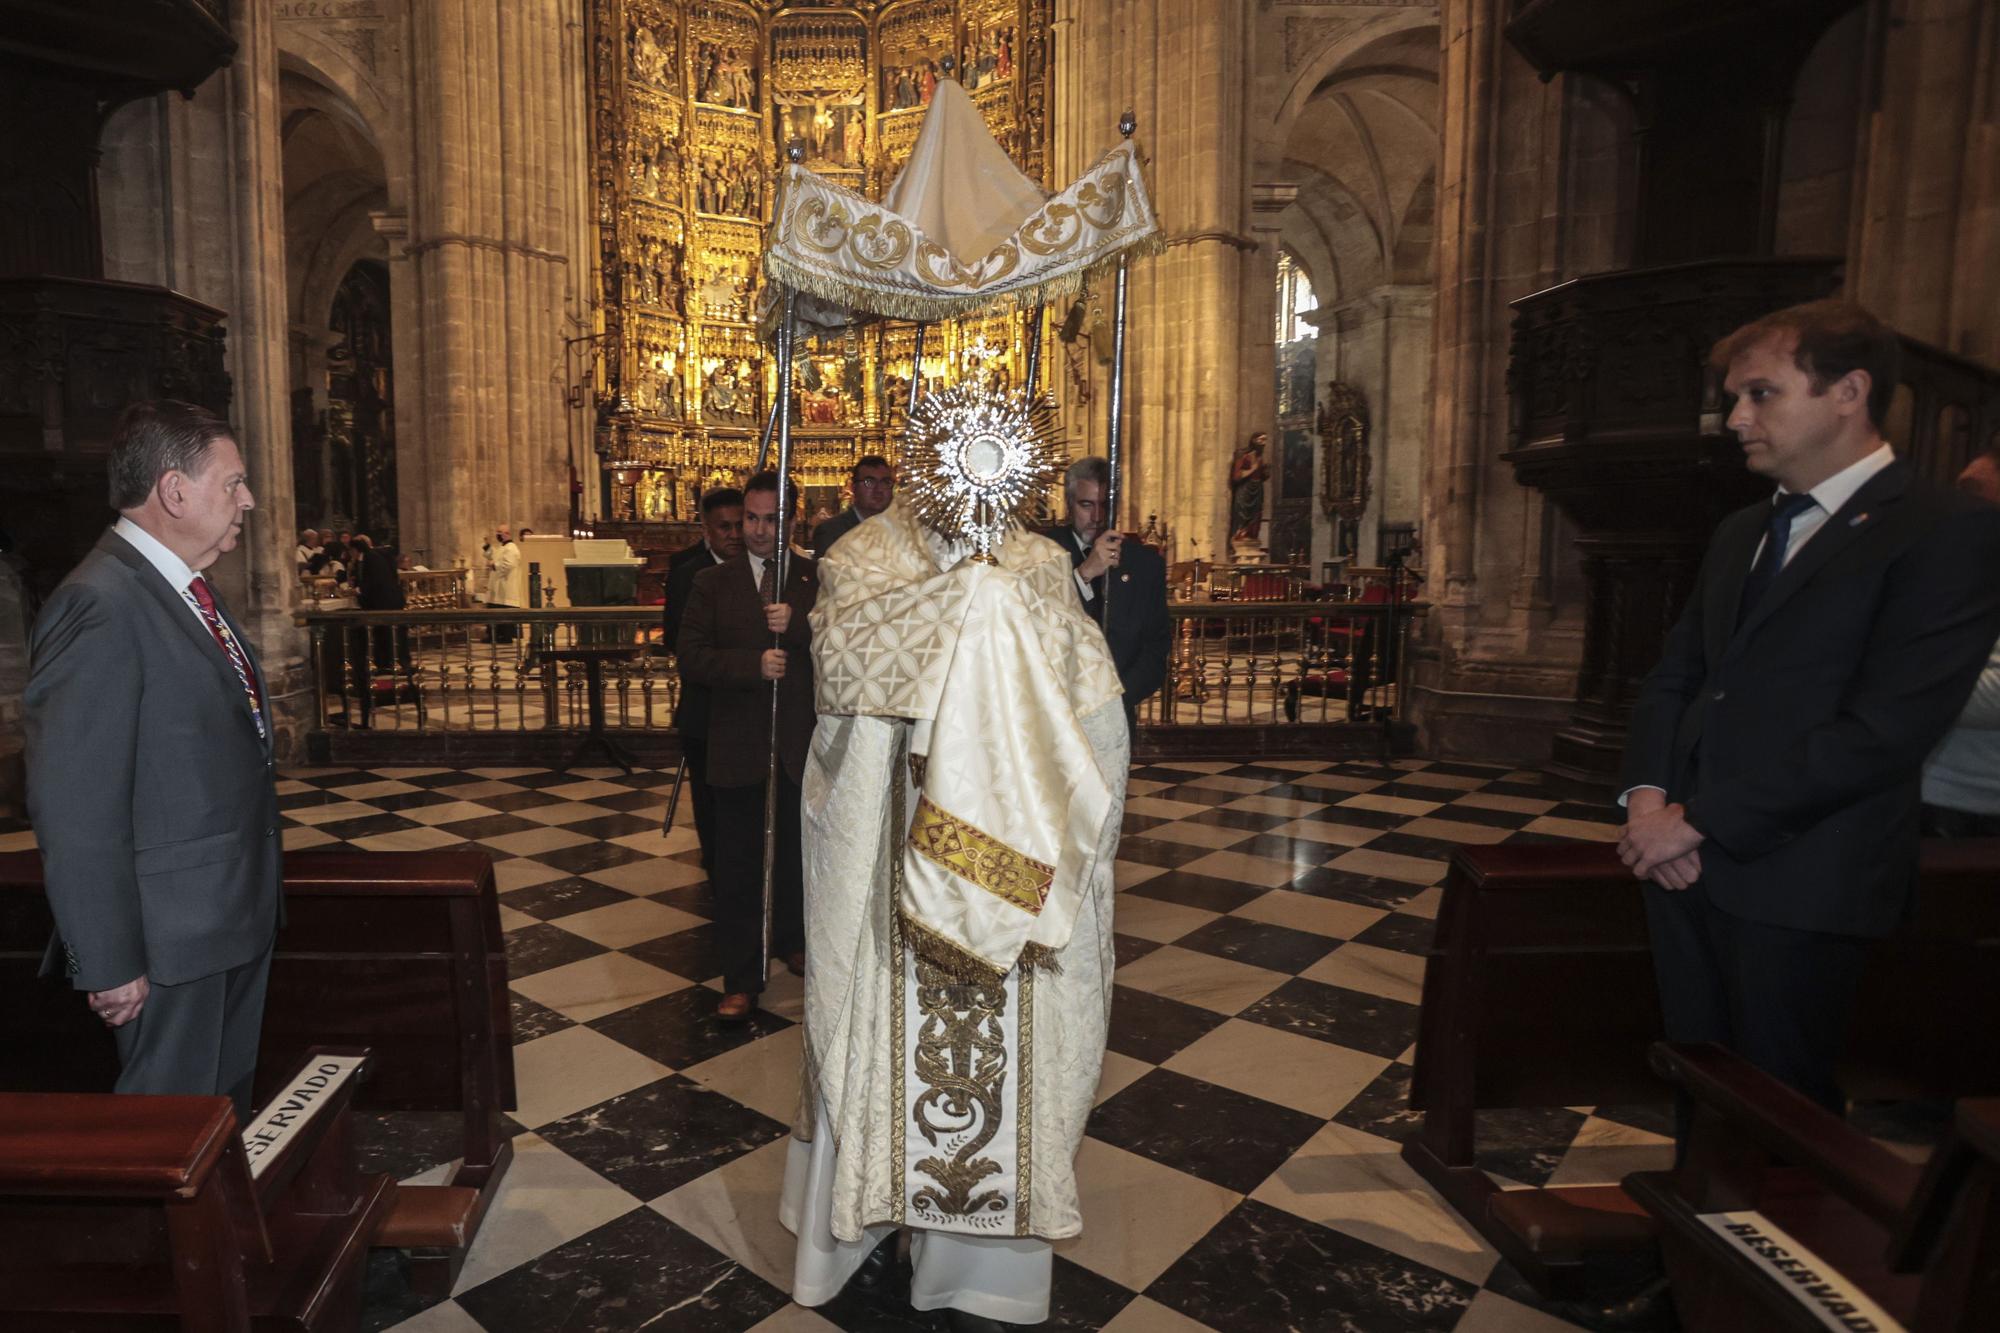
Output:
[
  {"xmin": 1319, "ymin": 802, "xmax": 1417, "ymax": 830},
  {"xmin": 1114, "ymin": 836, "xmax": 1211, "ymax": 870},
  {"xmin": 1365, "ymin": 831, "xmax": 1465, "ymax": 864},
  {"xmin": 1125, "ymin": 870, "xmax": 1265, "ymax": 915},
  {"xmin": 1175, "ymin": 915, "xmax": 1340, "ymax": 974},
  {"xmin": 588, "ymin": 985, "xmax": 793, "ymax": 1070},
  {"xmin": 1234, "ymin": 832, "xmax": 1348, "ymax": 867},
  {"xmin": 533, "ymin": 839, "xmax": 658, "ymax": 876},
  {"xmin": 1145, "ymin": 783, "xmax": 1256, "ymax": 807},
  {"xmin": 1122, "ymin": 811, "xmax": 1173, "ymax": 836},
  {"xmin": 622, "ymin": 923, "xmax": 722, "ymax": 981},
  {"xmin": 1504, "ymin": 830, "xmax": 1571, "ymax": 847},
  {"xmin": 281, "ymin": 768, "xmax": 361, "ymax": 787},
  {"xmin": 535, "ymin": 1075, "xmax": 787, "ymax": 1200},
  {"xmin": 480, "ymin": 769, "xmax": 575, "ymax": 789},
  {"xmin": 352, "ymin": 1110, "xmax": 472, "ymax": 1181},
  {"xmin": 1550, "ymin": 800, "xmax": 1622, "ymax": 824},
  {"xmin": 565, "ymin": 811, "xmax": 664, "ymax": 841},
  {"xmin": 1182, "ymin": 806, "xmax": 1297, "ymax": 833},
  {"xmin": 279, "ymin": 788, "xmax": 373, "ymax": 811},
  {"xmin": 510, "ymin": 992, "xmax": 576, "ymax": 1042},
  {"xmin": 504, "ymin": 921, "xmax": 609, "ymax": 979},
  {"xmin": 314, "ymin": 812, "xmax": 424, "ymax": 841},
  {"xmin": 1421, "ymin": 760, "xmax": 1514, "ymax": 779},
  {"xmin": 0, "ymin": 815, "xmax": 32, "ymax": 836},
  {"xmin": 1480, "ymin": 780, "xmax": 1570, "ymax": 802},
  {"xmin": 601, "ymin": 768, "xmax": 674, "ymax": 789},
  {"xmin": 360, "ymin": 1248, "xmax": 444, "ymax": 1332},
  {"xmin": 1090, "ymin": 1068, "xmax": 1323, "ymax": 1194},
  {"xmin": 502, "ymin": 875, "xmax": 634, "ymax": 921},
  {"xmin": 651, "ymin": 880, "xmax": 718, "ymax": 921},
  {"xmin": 1351, "ymin": 911, "xmax": 1436, "ymax": 956},
  {"xmin": 1046, "ymin": 1255, "xmax": 1140, "ymax": 1330},
  {"xmin": 1590, "ymin": 1101, "xmax": 1675, "ymax": 1140},
  {"xmin": 472, "ymin": 788, "xmax": 578, "ymax": 814},
  {"xmin": 368, "ymin": 769, "xmax": 485, "ymax": 788},
  {"xmin": 1105, "ymin": 984, "xmax": 1230, "ymax": 1066},
  {"xmin": 1112, "ymin": 932, "xmax": 1163, "ymax": 968},
  {"xmin": 1227, "ymin": 764, "xmax": 1330, "ymax": 784},
  {"xmin": 1238, "ymin": 977, "xmax": 1420, "ymax": 1060},
  {"xmin": 1287, "ymin": 866, "xmax": 1418, "ymax": 910},
  {"xmin": 1146, "ymin": 1197, "xmax": 1476, "ymax": 1333},
  {"xmin": 359, "ymin": 788, "xmax": 471, "ymax": 813},
  {"xmin": 588, "ymin": 787, "xmax": 672, "ymax": 815},
  {"xmin": 1476, "ymin": 1105, "xmax": 1591, "ymax": 1188},
  {"xmin": 1430, "ymin": 801, "xmax": 1538, "ymax": 831},
  {"xmin": 1331, "ymin": 1061, "xmax": 1424, "ymax": 1144},
  {"xmin": 435, "ymin": 813, "xmax": 542, "ymax": 841},
  {"xmin": 455, "ymin": 1206, "xmax": 789, "ymax": 1333}
]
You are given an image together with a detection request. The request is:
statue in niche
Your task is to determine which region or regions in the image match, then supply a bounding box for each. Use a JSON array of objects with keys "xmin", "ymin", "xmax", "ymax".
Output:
[
  {"xmin": 696, "ymin": 41, "xmax": 757, "ymax": 109},
  {"xmin": 1318, "ymin": 382, "xmax": 1370, "ymax": 524},
  {"xmin": 890, "ymin": 66, "xmax": 915, "ymax": 110},
  {"xmin": 1228, "ymin": 431, "xmax": 1270, "ymax": 548},
  {"xmin": 631, "ymin": 22, "xmax": 671, "ymax": 87}
]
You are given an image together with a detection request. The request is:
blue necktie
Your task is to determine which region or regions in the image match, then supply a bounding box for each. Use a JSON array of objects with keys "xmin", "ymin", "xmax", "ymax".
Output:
[{"xmin": 1736, "ymin": 492, "xmax": 1818, "ymax": 627}]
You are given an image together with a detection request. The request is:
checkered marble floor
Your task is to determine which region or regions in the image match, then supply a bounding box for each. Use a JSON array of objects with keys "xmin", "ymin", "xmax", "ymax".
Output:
[{"xmin": 0, "ymin": 758, "xmax": 1660, "ymax": 1332}]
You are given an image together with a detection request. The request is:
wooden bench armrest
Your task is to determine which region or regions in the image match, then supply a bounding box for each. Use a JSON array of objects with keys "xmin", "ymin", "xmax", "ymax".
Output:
[
  {"xmin": 0, "ymin": 1093, "xmax": 237, "ymax": 1197},
  {"xmin": 1651, "ymin": 1042, "xmax": 1920, "ymax": 1228}
]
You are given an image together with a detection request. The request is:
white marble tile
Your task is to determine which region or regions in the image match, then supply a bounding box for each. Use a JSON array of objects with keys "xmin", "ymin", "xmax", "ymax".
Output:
[
  {"xmin": 1453, "ymin": 1289, "xmax": 1592, "ymax": 1332},
  {"xmin": 1099, "ymin": 1297, "xmax": 1220, "ymax": 1333},
  {"xmin": 1134, "ymin": 820, "xmax": 1253, "ymax": 850},
  {"xmin": 283, "ymin": 800, "xmax": 385, "ymax": 826},
  {"xmin": 1394, "ymin": 770, "xmax": 1489, "ymax": 791},
  {"xmin": 745, "ymin": 1307, "xmax": 841, "ymax": 1332},
  {"xmin": 513, "ymin": 800, "xmax": 618, "ymax": 827},
  {"xmin": 1303, "ymin": 941, "xmax": 1428, "ymax": 1006},
  {"xmin": 400, "ymin": 801, "xmax": 502, "ymax": 827},
  {"xmin": 507, "ymin": 1027, "xmax": 673, "ymax": 1129},
  {"xmin": 467, "ymin": 767, "xmax": 548, "ymax": 779},
  {"xmin": 433, "ymin": 779, "xmax": 528, "ymax": 799},
  {"xmin": 1326, "ymin": 847, "xmax": 1450, "ymax": 886},
  {"xmin": 350, "ymin": 826, "xmax": 470, "ymax": 853},
  {"xmin": 1113, "ymin": 945, "xmax": 1288, "ymax": 1015},
  {"xmin": 1221, "ymin": 794, "xmax": 1328, "ymax": 818},
  {"xmin": 382, "ymin": 1298, "xmax": 491, "ymax": 1333},
  {"xmin": 1284, "ymin": 771, "xmax": 1386, "ymax": 794},
  {"xmin": 1544, "ymin": 1115, "xmax": 1674, "ymax": 1188},
  {"xmin": 609, "ymin": 824, "xmax": 701, "ymax": 857},
  {"xmin": 280, "ymin": 826, "xmax": 336, "ymax": 852},
  {"xmin": 368, "ymin": 767, "xmax": 453, "ymax": 778},
  {"xmin": 652, "ymin": 1136, "xmax": 796, "ymax": 1288},
  {"xmin": 1397, "ymin": 885, "xmax": 1445, "ymax": 920},
  {"xmin": 551, "ymin": 897, "xmax": 706, "ymax": 948},
  {"xmin": 510, "ymin": 951, "xmax": 688, "ymax": 1023},
  {"xmin": 585, "ymin": 855, "xmax": 707, "ymax": 895},
  {"xmin": 495, "ymin": 904, "xmax": 539, "ymax": 933},
  {"xmin": 541, "ymin": 779, "xmax": 631, "ymax": 801},
  {"xmin": 1452, "ymin": 791, "xmax": 1558, "ymax": 817},
  {"xmin": 1125, "ymin": 779, "xmax": 1173, "ymax": 796},
  {"xmin": 1152, "ymin": 761, "xmax": 1244, "ymax": 774},
  {"xmin": 1256, "ymin": 760, "xmax": 1334, "ymax": 774},
  {"xmin": 1266, "ymin": 817, "xmax": 1383, "ymax": 848},
  {"xmin": 1125, "ymin": 795, "xmax": 1219, "ymax": 821},
  {"xmin": 274, "ymin": 779, "xmax": 316, "ymax": 795},
  {"xmin": 1338, "ymin": 792, "xmax": 1444, "ymax": 817},
  {"xmin": 1113, "ymin": 859, "xmax": 1168, "ymax": 891},
  {"xmin": 479, "ymin": 825, "xmax": 594, "ymax": 856},
  {"xmin": 493, "ymin": 857, "xmax": 568, "ymax": 891},
  {"xmin": 1231, "ymin": 888, "xmax": 1387, "ymax": 940},
  {"xmin": 448, "ymin": 1133, "xmax": 642, "ymax": 1294},
  {"xmin": 1523, "ymin": 815, "xmax": 1621, "ymax": 843},
  {"xmin": 1108, "ymin": 895, "xmax": 1218, "ymax": 944},
  {"xmin": 1054, "ymin": 1139, "xmax": 1241, "ymax": 1291},
  {"xmin": 1164, "ymin": 1019, "xmax": 1390, "ymax": 1119},
  {"xmin": 1397, "ymin": 816, "xmax": 1514, "ymax": 846},
  {"xmin": 1177, "ymin": 773, "xmax": 1279, "ymax": 793},
  {"xmin": 1177, "ymin": 849, "xmax": 1301, "ymax": 888},
  {"xmin": 1094, "ymin": 1050, "xmax": 1153, "ymax": 1106},
  {"xmin": 1252, "ymin": 1120, "xmax": 1500, "ymax": 1286},
  {"xmin": 683, "ymin": 1026, "xmax": 806, "ymax": 1126},
  {"xmin": 327, "ymin": 779, "xmax": 420, "ymax": 800}
]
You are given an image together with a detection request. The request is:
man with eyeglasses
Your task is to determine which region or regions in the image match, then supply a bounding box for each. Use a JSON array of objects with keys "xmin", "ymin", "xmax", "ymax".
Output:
[{"xmin": 811, "ymin": 455, "xmax": 894, "ymax": 555}]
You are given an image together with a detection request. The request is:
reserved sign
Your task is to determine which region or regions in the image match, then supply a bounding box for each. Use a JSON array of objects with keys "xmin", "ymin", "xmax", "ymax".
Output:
[
  {"xmin": 239, "ymin": 1054, "xmax": 367, "ymax": 1178},
  {"xmin": 1697, "ymin": 1211, "xmax": 1906, "ymax": 1333}
]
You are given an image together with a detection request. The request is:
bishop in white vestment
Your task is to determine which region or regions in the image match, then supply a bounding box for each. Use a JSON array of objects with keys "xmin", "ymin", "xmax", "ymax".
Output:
[{"xmin": 779, "ymin": 496, "xmax": 1128, "ymax": 1327}]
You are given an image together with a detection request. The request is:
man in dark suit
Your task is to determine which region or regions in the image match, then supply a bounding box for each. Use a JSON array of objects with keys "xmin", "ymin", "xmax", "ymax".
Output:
[
  {"xmin": 664, "ymin": 488, "xmax": 744, "ymax": 875},
  {"xmin": 25, "ymin": 400, "xmax": 282, "ymax": 1119},
  {"xmin": 810, "ymin": 454, "xmax": 894, "ymax": 555},
  {"xmin": 1618, "ymin": 300, "xmax": 2000, "ymax": 1127},
  {"xmin": 350, "ymin": 533, "xmax": 409, "ymax": 727},
  {"xmin": 1039, "ymin": 455, "xmax": 1170, "ymax": 733},
  {"xmin": 677, "ymin": 471, "xmax": 815, "ymax": 1020}
]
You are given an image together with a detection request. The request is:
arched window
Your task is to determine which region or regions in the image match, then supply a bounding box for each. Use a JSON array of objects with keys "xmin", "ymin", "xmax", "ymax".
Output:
[{"xmin": 1276, "ymin": 249, "xmax": 1318, "ymax": 344}]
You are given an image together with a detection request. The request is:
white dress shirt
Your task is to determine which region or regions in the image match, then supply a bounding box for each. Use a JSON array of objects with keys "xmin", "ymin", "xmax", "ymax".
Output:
[{"xmin": 114, "ymin": 517, "xmax": 209, "ymax": 630}]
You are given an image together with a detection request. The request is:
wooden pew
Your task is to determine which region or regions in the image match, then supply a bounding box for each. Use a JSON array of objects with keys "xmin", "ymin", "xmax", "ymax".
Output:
[
  {"xmin": 1627, "ymin": 1042, "xmax": 2000, "ymax": 1332},
  {"xmin": 0, "ymin": 849, "xmax": 516, "ymax": 1299},
  {"xmin": 0, "ymin": 1046, "xmax": 392, "ymax": 1331},
  {"xmin": 1404, "ymin": 839, "xmax": 2000, "ymax": 1297}
]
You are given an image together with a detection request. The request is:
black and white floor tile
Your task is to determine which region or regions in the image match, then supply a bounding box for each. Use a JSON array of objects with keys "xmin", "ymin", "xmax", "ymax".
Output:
[{"xmin": 0, "ymin": 757, "xmax": 1656, "ymax": 1332}]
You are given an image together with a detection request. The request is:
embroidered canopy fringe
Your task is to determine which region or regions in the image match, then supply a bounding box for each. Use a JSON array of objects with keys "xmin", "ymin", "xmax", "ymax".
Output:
[{"xmin": 761, "ymin": 77, "xmax": 1162, "ymax": 331}]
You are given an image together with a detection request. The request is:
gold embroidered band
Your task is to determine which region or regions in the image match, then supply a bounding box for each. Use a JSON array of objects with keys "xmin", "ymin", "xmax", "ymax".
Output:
[{"xmin": 909, "ymin": 795, "xmax": 1054, "ymax": 916}]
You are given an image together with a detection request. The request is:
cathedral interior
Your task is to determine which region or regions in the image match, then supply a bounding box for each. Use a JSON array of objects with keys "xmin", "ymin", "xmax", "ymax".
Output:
[{"xmin": 0, "ymin": 1, "xmax": 1996, "ymax": 1331}]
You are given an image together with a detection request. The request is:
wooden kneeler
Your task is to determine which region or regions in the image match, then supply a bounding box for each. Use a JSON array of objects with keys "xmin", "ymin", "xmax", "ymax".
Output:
[{"xmin": 0, "ymin": 1046, "xmax": 392, "ymax": 1332}]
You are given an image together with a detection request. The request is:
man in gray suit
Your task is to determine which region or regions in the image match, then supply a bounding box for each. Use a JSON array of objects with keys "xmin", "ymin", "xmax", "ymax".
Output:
[{"xmin": 25, "ymin": 399, "xmax": 281, "ymax": 1118}]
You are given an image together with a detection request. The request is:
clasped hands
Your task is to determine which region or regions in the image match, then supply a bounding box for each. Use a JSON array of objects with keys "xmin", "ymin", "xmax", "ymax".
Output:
[
  {"xmin": 89, "ymin": 974, "xmax": 149, "ymax": 1028},
  {"xmin": 1619, "ymin": 788, "xmax": 1705, "ymax": 890}
]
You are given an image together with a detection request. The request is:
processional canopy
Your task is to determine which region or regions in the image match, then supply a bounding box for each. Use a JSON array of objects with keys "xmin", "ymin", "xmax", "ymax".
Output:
[{"xmin": 763, "ymin": 78, "xmax": 1162, "ymax": 327}]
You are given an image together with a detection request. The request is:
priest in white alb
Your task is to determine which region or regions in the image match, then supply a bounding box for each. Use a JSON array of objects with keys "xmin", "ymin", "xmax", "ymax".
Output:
[{"xmin": 778, "ymin": 385, "xmax": 1128, "ymax": 1331}]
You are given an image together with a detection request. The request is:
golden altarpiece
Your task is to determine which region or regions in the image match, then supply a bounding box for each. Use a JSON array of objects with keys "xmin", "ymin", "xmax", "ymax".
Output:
[{"xmin": 586, "ymin": 0, "xmax": 1056, "ymax": 528}]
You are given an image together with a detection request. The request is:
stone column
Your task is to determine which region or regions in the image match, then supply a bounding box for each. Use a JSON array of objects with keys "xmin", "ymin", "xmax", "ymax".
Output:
[{"xmin": 405, "ymin": 0, "xmax": 577, "ymax": 574}]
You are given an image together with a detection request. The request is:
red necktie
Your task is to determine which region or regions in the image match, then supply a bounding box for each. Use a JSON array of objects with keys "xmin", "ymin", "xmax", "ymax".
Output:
[{"xmin": 186, "ymin": 575, "xmax": 267, "ymax": 735}]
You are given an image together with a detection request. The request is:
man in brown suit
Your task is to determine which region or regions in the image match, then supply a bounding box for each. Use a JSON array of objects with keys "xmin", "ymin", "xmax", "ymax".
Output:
[{"xmin": 676, "ymin": 470, "xmax": 816, "ymax": 1019}]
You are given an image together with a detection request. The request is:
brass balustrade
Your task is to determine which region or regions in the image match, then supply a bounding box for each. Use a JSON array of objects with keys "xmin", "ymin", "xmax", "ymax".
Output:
[{"xmin": 296, "ymin": 600, "xmax": 1425, "ymax": 739}]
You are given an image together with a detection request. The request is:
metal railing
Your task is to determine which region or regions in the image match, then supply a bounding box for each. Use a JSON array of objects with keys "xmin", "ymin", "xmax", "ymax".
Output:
[{"xmin": 297, "ymin": 600, "xmax": 1425, "ymax": 737}]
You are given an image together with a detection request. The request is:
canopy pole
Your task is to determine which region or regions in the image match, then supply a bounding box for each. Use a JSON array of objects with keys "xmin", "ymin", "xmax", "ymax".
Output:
[
  {"xmin": 1023, "ymin": 302, "xmax": 1047, "ymax": 403},
  {"xmin": 1103, "ymin": 109, "xmax": 1137, "ymax": 640},
  {"xmin": 761, "ymin": 284, "xmax": 799, "ymax": 984},
  {"xmin": 908, "ymin": 322, "xmax": 929, "ymax": 419}
]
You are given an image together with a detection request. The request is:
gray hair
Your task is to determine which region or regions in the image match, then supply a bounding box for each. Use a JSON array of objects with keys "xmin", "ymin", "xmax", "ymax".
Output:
[
  {"xmin": 107, "ymin": 400, "xmax": 233, "ymax": 511},
  {"xmin": 1064, "ymin": 455, "xmax": 1110, "ymax": 503}
]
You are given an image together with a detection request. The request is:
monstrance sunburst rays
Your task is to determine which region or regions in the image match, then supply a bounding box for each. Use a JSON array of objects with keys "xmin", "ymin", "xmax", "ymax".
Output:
[{"xmin": 901, "ymin": 379, "xmax": 1066, "ymax": 564}]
